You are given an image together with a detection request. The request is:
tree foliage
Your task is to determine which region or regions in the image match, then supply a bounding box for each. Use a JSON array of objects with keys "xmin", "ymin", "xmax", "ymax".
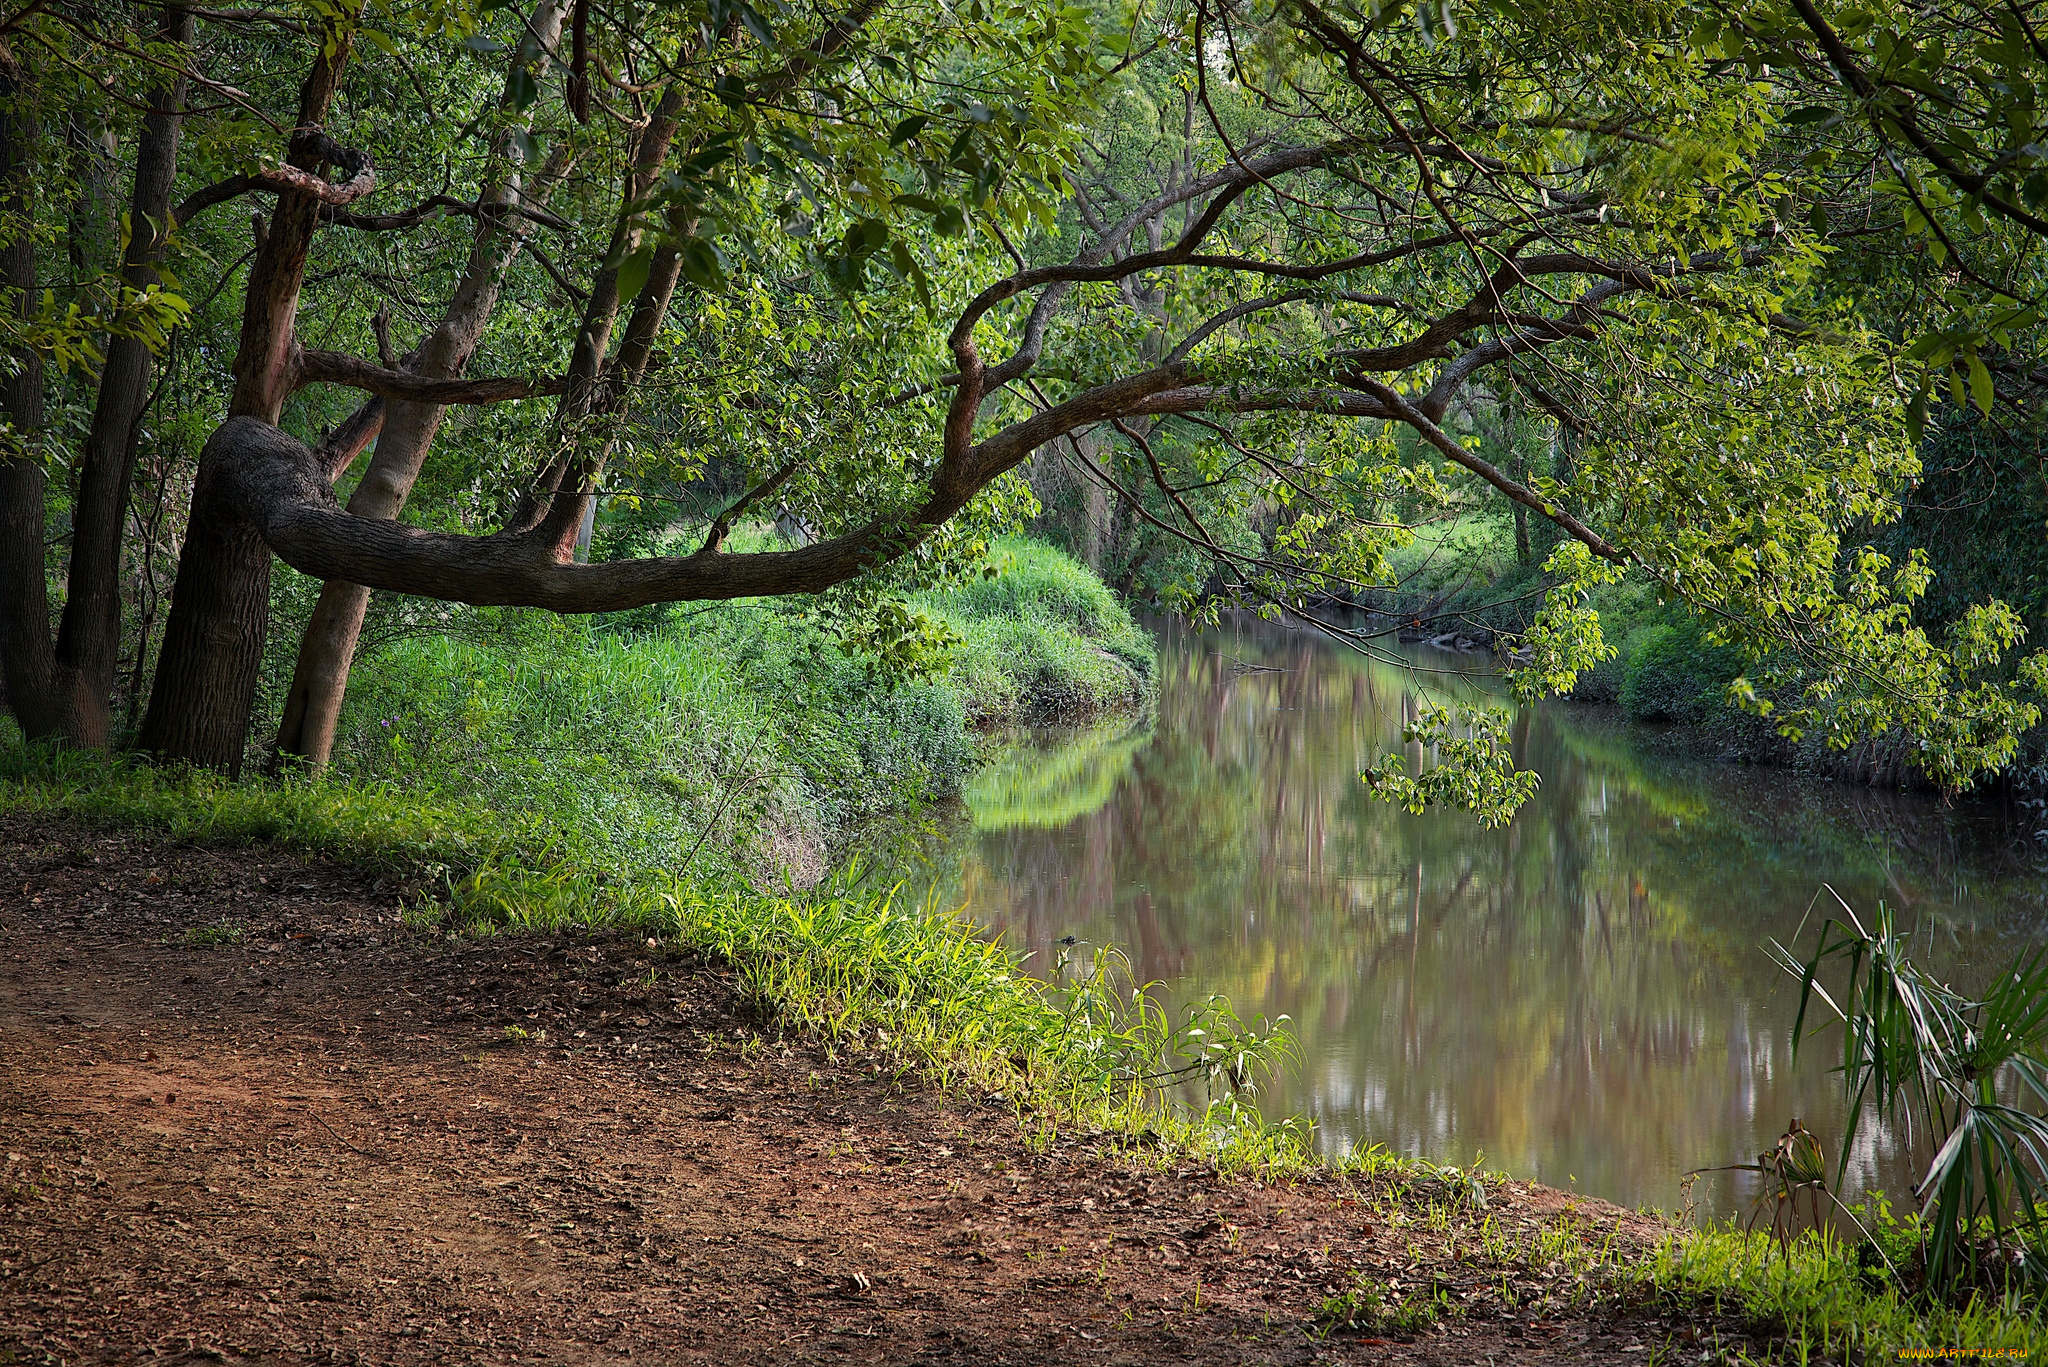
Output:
[{"xmin": 0, "ymin": 0, "xmax": 2039, "ymax": 813}]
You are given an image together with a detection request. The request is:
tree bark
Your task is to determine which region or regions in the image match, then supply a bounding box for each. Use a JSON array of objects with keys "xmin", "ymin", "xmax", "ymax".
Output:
[
  {"xmin": 0, "ymin": 39, "xmax": 50, "ymax": 739},
  {"xmin": 48, "ymin": 4, "xmax": 195, "ymax": 748},
  {"xmin": 138, "ymin": 21, "xmax": 358, "ymax": 773},
  {"xmin": 274, "ymin": 0, "xmax": 570, "ymax": 770}
]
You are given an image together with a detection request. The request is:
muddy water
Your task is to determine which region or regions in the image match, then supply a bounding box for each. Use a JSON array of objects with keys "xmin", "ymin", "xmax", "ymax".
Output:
[{"xmin": 897, "ymin": 617, "xmax": 2047, "ymax": 1216}]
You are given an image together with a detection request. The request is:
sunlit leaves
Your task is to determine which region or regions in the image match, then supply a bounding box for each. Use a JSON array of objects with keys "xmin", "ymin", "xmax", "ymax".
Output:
[
  {"xmin": 1509, "ymin": 544, "xmax": 1626, "ymax": 704},
  {"xmin": 1361, "ymin": 703, "xmax": 1540, "ymax": 830}
]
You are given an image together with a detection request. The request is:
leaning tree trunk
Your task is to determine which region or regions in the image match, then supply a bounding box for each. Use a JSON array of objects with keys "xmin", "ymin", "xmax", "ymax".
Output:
[
  {"xmin": 273, "ymin": 0, "xmax": 571, "ymax": 770},
  {"xmin": 137, "ymin": 26, "xmax": 355, "ymax": 774}
]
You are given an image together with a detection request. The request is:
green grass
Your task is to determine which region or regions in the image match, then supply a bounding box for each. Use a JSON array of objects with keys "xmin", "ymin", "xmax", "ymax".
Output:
[
  {"xmin": 1647, "ymin": 1220, "xmax": 2048, "ymax": 1360},
  {"xmin": 310, "ymin": 535, "xmax": 1152, "ymax": 883},
  {"xmin": 917, "ymin": 536, "xmax": 1155, "ymax": 725}
]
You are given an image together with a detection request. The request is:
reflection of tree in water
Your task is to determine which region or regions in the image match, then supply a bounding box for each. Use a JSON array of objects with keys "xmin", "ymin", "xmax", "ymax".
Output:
[{"xmin": 903, "ymin": 616, "xmax": 2044, "ymax": 1214}]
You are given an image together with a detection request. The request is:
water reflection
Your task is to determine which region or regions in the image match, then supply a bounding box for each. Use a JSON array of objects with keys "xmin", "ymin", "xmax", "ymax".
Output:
[{"xmin": 904, "ymin": 617, "xmax": 2048, "ymax": 1215}]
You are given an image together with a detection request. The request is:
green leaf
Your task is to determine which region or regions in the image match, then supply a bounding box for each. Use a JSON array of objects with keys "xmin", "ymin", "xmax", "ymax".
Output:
[
  {"xmin": 839, "ymin": 218, "xmax": 890, "ymax": 258},
  {"xmin": 509, "ymin": 67, "xmax": 539, "ymax": 111},
  {"xmin": 889, "ymin": 114, "xmax": 930, "ymax": 147},
  {"xmin": 1967, "ymin": 351, "xmax": 1995, "ymax": 415},
  {"xmin": 678, "ymin": 237, "xmax": 726, "ymax": 291},
  {"xmin": 1783, "ymin": 105, "xmax": 1837, "ymax": 125},
  {"xmin": 736, "ymin": 2, "xmax": 776, "ymax": 48},
  {"xmin": 890, "ymin": 240, "xmax": 931, "ymax": 310},
  {"xmin": 616, "ymin": 244, "xmax": 656, "ymax": 303}
]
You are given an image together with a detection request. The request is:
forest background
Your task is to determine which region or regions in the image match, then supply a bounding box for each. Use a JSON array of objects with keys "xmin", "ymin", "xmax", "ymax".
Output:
[{"xmin": 4, "ymin": 0, "xmax": 2048, "ymax": 1345}]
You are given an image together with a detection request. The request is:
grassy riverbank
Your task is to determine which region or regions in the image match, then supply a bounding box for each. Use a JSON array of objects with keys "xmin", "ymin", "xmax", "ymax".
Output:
[
  {"xmin": 7, "ymin": 745, "xmax": 2045, "ymax": 1358},
  {"xmin": 273, "ymin": 535, "xmax": 1153, "ymax": 885}
]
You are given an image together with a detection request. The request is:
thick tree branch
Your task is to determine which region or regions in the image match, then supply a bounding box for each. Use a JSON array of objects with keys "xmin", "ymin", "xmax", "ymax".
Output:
[
  {"xmin": 293, "ymin": 348, "xmax": 567, "ymax": 403},
  {"xmin": 172, "ymin": 132, "xmax": 375, "ymax": 225}
]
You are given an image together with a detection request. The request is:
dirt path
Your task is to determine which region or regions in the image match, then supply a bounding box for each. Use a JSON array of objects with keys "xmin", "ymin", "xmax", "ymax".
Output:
[{"xmin": 0, "ymin": 816, "xmax": 1759, "ymax": 1365}]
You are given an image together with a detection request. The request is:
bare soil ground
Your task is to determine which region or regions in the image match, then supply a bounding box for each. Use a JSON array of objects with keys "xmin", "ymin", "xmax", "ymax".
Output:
[{"xmin": 0, "ymin": 815, "xmax": 1763, "ymax": 1365}]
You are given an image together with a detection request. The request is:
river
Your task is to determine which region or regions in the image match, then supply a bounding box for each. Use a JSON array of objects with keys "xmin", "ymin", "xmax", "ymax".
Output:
[{"xmin": 893, "ymin": 615, "xmax": 2048, "ymax": 1217}]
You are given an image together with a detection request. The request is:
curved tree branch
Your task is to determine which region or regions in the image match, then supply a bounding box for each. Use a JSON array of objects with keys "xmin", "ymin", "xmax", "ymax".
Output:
[{"xmin": 172, "ymin": 134, "xmax": 376, "ymax": 226}]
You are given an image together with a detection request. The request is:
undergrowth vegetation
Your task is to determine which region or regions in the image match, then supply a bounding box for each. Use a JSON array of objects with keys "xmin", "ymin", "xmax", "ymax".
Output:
[
  {"xmin": 273, "ymin": 536, "xmax": 1151, "ymax": 883},
  {"xmin": 1651, "ymin": 1219, "xmax": 2047, "ymax": 1360}
]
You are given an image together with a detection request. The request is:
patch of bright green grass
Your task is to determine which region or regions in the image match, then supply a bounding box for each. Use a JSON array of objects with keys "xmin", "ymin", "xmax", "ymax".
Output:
[
  {"xmin": 920, "ymin": 536, "xmax": 1154, "ymax": 726},
  {"xmin": 1644, "ymin": 1219, "xmax": 2048, "ymax": 1360}
]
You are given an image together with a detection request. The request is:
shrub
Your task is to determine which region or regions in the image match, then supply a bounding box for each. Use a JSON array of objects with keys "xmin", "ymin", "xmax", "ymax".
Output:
[{"xmin": 1618, "ymin": 615, "xmax": 1746, "ymax": 724}]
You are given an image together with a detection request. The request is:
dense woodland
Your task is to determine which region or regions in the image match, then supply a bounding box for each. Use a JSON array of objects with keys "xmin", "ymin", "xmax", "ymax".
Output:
[{"xmin": 0, "ymin": 0, "xmax": 2045, "ymax": 821}]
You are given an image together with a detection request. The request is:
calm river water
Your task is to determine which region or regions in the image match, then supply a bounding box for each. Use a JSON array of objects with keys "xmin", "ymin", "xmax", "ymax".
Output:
[{"xmin": 895, "ymin": 616, "xmax": 2048, "ymax": 1216}]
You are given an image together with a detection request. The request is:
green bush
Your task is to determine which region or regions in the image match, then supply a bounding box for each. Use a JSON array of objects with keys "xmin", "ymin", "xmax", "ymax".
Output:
[{"xmin": 1617, "ymin": 614, "xmax": 1746, "ymax": 724}]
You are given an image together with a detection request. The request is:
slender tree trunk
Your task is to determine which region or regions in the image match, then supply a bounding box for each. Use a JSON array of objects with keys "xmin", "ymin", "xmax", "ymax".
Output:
[
  {"xmin": 0, "ymin": 41, "xmax": 53, "ymax": 739},
  {"xmin": 48, "ymin": 5, "xmax": 194, "ymax": 748},
  {"xmin": 508, "ymin": 87, "xmax": 688, "ymax": 544},
  {"xmin": 274, "ymin": 0, "xmax": 570, "ymax": 769},
  {"xmin": 138, "ymin": 24, "xmax": 355, "ymax": 773}
]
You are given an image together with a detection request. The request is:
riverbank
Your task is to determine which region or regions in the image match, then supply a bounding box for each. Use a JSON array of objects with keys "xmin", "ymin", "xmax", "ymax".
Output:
[
  {"xmin": 284, "ymin": 535, "xmax": 1155, "ymax": 887},
  {"xmin": 5, "ymin": 752, "xmax": 2046, "ymax": 1359},
  {"xmin": 0, "ymin": 812, "xmax": 1761, "ymax": 1364},
  {"xmin": 6, "ymin": 557, "xmax": 2046, "ymax": 1358}
]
